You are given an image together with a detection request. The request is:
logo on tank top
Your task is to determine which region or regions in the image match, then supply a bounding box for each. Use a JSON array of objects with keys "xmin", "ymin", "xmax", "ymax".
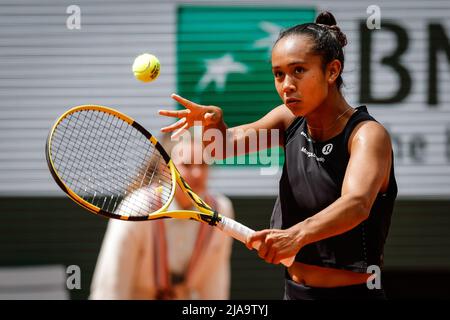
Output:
[
  {"xmin": 322, "ymin": 143, "xmax": 333, "ymax": 155},
  {"xmin": 300, "ymin": 147, "xmax": 325, "ymax": 162}
]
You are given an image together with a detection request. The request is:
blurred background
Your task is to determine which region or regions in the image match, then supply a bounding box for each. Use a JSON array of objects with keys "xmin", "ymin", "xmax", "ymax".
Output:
[{"xmin": 0, "ymin": 0, "xmax": 449, "ymax": 299}]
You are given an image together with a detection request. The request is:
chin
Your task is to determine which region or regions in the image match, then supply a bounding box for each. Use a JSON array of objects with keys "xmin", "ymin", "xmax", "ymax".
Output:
[
  {"xmin": 283, "ymin": 101, "xmax": 301, "ymax": 115},
  {"xmin": 286, "ymin": 105, "xmax": 305, "ymax": 117}
]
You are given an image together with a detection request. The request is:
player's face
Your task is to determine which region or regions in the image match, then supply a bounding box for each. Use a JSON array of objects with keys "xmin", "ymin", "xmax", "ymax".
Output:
[{"xmin": 272, "ymin": 35, "xmax": 329, "ymax": 117}]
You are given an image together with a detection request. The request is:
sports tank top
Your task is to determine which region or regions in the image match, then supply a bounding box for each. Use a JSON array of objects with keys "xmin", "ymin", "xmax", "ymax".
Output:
[{"xmin": 270, "ymin": 106, "xmax": 397, "ymax": 272}]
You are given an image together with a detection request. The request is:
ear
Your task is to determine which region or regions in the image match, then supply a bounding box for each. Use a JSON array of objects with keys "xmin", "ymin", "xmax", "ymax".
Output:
[{"xmin": 326, "ymin": 59, "xmax": 342, "ymax": 85}]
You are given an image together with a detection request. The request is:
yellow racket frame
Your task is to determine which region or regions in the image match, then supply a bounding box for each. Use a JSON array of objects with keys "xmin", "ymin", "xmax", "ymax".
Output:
[{"xmin": 46, "ymin": 105, "xmax": 220, "ymax": 225}]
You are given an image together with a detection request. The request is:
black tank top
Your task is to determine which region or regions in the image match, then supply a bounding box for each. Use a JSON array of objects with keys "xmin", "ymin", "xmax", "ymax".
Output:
[{"xmin": 270, "ymin": 106, "xmax": 397, "ymax": 273}]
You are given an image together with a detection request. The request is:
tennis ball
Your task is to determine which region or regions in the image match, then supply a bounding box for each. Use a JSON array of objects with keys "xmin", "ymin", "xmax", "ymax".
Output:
[{"xmin": 132, "ymin": 53, "xmax": 160, "ymax": 82}]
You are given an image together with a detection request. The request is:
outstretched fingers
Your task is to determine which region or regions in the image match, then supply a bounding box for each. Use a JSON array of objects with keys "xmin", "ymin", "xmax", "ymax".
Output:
[
  {"xmin": 171, "ymin": 123, "xmax": 190, "ymax": 139},
  {"xmin": 158, "ymin": 109, "xmax": 190, "ymax": 119},
  {"xmin": 171, "ymin": 93, "xmax": 201, "ymax": 110},
  {"xmin": 160, "ymin": 117, "xmax": 187, "ymax": 133}
]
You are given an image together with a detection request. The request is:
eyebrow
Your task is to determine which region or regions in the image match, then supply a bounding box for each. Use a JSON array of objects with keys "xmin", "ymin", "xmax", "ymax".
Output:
[{"xmin": 272, "ymin": 60, "xmax": 307, "ymax": 69}]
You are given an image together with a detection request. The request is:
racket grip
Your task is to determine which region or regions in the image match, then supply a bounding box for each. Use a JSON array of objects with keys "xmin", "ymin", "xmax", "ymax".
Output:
[{"xmin": 217, "ymin": 216, "xmax": 295, "ymax": 267}]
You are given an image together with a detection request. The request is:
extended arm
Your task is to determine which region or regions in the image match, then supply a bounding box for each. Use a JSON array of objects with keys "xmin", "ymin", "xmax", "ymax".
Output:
[{"xmin": 159, "ymin": 94, "xmax": 295, "ymax": 159}]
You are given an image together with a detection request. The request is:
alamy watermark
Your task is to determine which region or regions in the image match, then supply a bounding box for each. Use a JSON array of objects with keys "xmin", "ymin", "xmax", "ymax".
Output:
[
  {"xmin": 66, "ymin": 5, "xmax": 81, "ymax": 30},
  {"xmin": 169, "ymin": 123, "xmax": 281, "ymax": 176},
  {"xmin": 366, "ymin": 5, "xmax": 381, "ymax": 30},
  {"xmin": 66, "ymin": 265, "xmax": 81, "ymax": 290},
  {"xmin": 366, "ymin": 264, "xmax": 382, "ymax": 289}
]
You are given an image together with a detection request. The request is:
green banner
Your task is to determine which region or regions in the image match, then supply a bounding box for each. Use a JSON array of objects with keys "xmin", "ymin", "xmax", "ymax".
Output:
[{"xmin": 177, "ymin": 6, "xmax": 315, "ymax": 166}]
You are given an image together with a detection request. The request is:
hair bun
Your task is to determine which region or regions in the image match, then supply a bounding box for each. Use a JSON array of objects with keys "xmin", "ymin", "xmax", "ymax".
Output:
[
  {"xmin": 329, "ymin": 26, "xmax": 348, "ymax": 47},
  {"xmin": 315, "ymin": 11, "xmax": 347, "ymax": 47},
  {"xmin": 315, "ymin": 11, "xmax": 337, "ymax": 26}
]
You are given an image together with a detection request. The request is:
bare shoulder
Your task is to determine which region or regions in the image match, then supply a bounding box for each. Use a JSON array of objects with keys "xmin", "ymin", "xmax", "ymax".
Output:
[{"xmin": 349, "ymin": 120, "xmax": 392, "ymax": 153}]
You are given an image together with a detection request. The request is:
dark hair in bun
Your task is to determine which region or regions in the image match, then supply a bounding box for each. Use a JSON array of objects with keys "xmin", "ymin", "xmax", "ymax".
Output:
[
  {"xmin": 315, "ymin": 11, "xmax": 348, "ymax": 47},
  {"xmin": 274, "ymin": 11, "xmax": 347, "ymax": 90},
  {"xmin": 315, "ymin": 11, "xmax": 337, "ymax": 26}
]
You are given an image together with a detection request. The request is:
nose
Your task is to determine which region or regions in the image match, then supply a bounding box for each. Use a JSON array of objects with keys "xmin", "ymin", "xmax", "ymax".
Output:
[{"xmin": 282, "ymin": 75, "xmax": 296, "ymax": 93}]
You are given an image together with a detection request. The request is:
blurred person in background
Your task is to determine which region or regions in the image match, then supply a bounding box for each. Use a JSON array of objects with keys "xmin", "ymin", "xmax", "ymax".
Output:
[{"xmin": 90, "ymin": 133, "xmax": 235, "ymax": 299}]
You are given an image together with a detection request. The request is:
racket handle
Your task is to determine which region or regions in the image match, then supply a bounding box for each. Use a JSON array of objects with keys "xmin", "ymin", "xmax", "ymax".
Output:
[{"xmin": 217, "ymin": 216, "xmax": 295, "ymax": 267}]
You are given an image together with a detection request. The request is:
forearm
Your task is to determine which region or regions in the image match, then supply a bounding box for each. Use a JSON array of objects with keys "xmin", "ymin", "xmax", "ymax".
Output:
[
  {"xmin": 205, "ymin": 124, "xmax": 280, "ymax": 160},
  {"xmin": 203, "ymin": 105, "xmax": 288, "ymax": 160},
  {"xmin": 294, "ymin": 194, "xmax": 371, "ymax": 248}
]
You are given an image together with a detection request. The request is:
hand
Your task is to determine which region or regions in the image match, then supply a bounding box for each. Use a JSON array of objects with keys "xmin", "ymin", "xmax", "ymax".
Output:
[
  {"xmin": 159, "ymin": 93, "xmax": 223, "ymax": 139},
  {"xmin": 246, "ymin": 228, "xmax": 303, "ymax": 265}
]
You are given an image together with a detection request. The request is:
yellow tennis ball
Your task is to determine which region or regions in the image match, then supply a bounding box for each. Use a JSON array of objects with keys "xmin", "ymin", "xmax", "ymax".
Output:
[{"xmin": 132, "ymin": 53, "xmax": 160, "ymax": 82}]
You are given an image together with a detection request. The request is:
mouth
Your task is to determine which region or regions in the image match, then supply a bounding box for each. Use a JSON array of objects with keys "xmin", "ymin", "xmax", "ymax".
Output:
[{"xmin": 284, "ymin": 97, "xmax": 301, "ymax": 108}]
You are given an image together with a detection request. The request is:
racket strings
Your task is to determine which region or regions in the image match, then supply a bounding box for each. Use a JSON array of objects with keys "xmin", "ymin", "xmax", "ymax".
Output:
[
  {"xmin": 59, "ymin": 112, "xmax": 137, "ymax": 204},
  {"xmin": 50, "ymin": 109, "xmax": 173, "ymax": 217},
  {"xmin": 56, "ymin": 111, "xmax": 173, "ymax": 213},
  {"xmin": 53, "ymin": 112, "xmax": 130, "ymax": 208}
]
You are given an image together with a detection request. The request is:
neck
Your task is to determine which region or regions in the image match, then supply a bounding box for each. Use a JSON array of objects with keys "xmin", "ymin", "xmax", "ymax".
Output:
[{"xmin": 305, "ymin": 88, "xmax": 353, "ymax": 141}]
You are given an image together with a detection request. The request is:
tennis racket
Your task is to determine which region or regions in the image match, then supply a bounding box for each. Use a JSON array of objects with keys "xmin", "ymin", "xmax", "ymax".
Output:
[{"xmin": 45, "ymin": 105, "xmax": 294, "ymax": 267}]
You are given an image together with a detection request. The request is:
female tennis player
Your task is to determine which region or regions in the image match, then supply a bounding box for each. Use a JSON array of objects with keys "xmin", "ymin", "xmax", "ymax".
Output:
[{"xmin": 159, "ymin": 11, "xmax": 397, "ymax": 300}]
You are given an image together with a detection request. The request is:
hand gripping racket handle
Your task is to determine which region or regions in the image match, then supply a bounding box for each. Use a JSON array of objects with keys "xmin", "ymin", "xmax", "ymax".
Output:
[{"xmin": 217, "ymin": 216, "xmax": 295, "ymax": 267}]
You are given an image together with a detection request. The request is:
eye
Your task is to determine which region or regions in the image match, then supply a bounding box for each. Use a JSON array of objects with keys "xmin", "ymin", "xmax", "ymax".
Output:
[
  {"xmin": 273, "ymin": 71, "xmax": 283, "ymax": 78},
  {"xmin": 294, "ymin": 67, "xmax": 305, "ymax": 74}
]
